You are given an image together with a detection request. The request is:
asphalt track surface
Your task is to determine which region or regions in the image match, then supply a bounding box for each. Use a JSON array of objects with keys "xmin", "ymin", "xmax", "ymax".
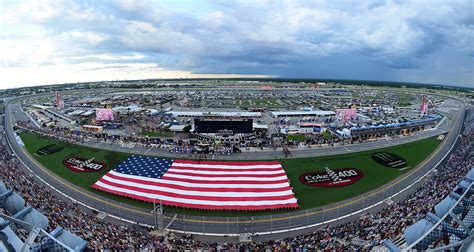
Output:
[{"xmin": 3, "ymin": 95, "xmax": 466, "ymax": 242}]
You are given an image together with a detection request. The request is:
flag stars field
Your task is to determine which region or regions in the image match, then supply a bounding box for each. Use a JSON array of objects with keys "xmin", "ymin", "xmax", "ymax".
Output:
[{"xmin": 92, "ymin": 156, "xmax": 299, "ymax": 211}]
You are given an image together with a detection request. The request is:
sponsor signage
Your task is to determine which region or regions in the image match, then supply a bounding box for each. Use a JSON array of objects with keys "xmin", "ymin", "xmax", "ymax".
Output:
[
  {"xmin": 300, "ymin": 167, "xmax": 364, "ymax": 187},
  {"xmin": 372, "ymin": 152, "xmax": 407, "ymax": 168},
  {"xmin": 218, "ymin": 129, "xmax": 234, "ymax": 135},
  {"xmin": 96, "ymin": 108, "xmax": 115, "ymax": 121},
  {"xmin": 63, "ymin": 157, "xmax": 106, "ymax": 172},
  {"xmin": 37, "ymin": 144, "xmax": 64, "ymax": 155}
]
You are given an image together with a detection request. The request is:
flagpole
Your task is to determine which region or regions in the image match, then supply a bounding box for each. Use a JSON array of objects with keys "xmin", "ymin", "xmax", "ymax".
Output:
[
  {"xmin": 153, "ymin": 199, "xmax": 158, "ymax": 231},
  {"xmin": 159, "ymin": 199, "xmax": 163, "ymax": 232},
  {"xmin": 421, "ymin": 95, "xmax": 425, "ymax": 117}
]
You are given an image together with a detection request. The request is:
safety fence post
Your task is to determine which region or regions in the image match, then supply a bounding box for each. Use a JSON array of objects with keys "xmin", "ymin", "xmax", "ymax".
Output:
[{"xmin": 306, "ymin": 210, "xmax": 309, "ymax": 227}]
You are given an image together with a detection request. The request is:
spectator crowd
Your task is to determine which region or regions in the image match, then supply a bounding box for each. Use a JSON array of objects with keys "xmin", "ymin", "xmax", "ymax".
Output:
[
  {"xmin": 16, "ymin": 121, "xmax": 242, "ymax": 157},
  {"xmin": 16, "ymin": 117, "xmax": 423, "ymax": 159},
  {"xmin": 1, "ymin": 110, "xmax": 472, "ymax": 251}
]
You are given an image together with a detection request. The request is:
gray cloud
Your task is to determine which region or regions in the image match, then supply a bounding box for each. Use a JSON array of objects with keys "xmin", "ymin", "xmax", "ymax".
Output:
[{"xmin": 1, "ymin": 0, "xmax": 472, "ymax": 87}]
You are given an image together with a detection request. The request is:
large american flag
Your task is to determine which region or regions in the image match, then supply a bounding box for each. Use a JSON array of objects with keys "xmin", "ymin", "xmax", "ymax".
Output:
[{"xmin": 92, "ymin": 156, "xmax": 298, "ymax": 210}]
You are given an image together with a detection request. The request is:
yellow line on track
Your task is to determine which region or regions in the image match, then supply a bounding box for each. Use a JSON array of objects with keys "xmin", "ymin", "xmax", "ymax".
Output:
[{"xmin": 12, "ymin": 102, "xmax": 460, "ymax": 225}]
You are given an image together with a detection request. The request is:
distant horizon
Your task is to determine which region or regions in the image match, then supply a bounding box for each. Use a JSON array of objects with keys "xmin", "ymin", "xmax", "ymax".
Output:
[{"xmin": 4, "ymin": 76, "xmax": 473, "ymax": 91}]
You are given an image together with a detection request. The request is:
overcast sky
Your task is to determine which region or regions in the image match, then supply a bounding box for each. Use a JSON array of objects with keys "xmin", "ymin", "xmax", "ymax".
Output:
[{"xmin": 1, "ymin": 0, "xmax": 473, "ymax": 89}]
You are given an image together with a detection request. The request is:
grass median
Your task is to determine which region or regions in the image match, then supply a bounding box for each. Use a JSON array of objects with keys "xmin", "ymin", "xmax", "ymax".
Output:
[{"xmin": 20, "ymin": 132, "xmax": 440, "ymax": 217}]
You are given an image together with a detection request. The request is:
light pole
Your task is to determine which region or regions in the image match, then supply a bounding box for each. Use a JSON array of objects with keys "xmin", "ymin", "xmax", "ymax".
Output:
[
  {"xmin": 251, "ymin": 217, "xmax": 254, "ymax": 235},
  {"xmin": 152, "ymin": 199, "xmax": 164, "ymax": 232}
]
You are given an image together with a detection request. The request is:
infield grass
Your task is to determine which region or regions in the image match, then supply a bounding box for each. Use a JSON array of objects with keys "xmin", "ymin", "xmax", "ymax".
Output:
[
  {"xmin": 140, "ymin": 130, "xmax": 174, "ymax": 138},
  {"xmin": 20, "ymin": 132, "xmax": 440, "ymax": 217}
]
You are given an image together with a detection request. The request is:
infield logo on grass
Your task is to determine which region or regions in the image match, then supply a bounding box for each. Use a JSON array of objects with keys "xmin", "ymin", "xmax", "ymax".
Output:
[
  {"xmin": 63, "ymin": 157, "xmax": 106, "ymax": 172},
  {"xmin": 37, "ymin": 144, "xmax": 64, "ymax": 155},
  {"xmin": 372, "ymin": 152, "xmax": 407, "ymax": 168},
  {"xmin": 300, "ymin": 167, "xmax": 364, "ymax": 187}
]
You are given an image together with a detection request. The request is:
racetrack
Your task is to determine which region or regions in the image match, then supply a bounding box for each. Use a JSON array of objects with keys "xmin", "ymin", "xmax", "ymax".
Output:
[
  {"xmin": 3, "ymin": 92, "xmax": 466, "ymax": 242},
  {"xmin": 18, "ymin": 131, "xmax": 441, "ymax": 215}
]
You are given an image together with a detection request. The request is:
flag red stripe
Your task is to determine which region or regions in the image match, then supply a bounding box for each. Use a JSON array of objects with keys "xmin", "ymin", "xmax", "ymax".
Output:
[
  {"xmin": 105, "ymin": 173, "xmax": 291, "ymax": 192},
  {"xmin": 161, "ymin": 176, "xmax": 289, "ymax": 184},
  {"xmin": 172, "ymin": 160, "xmax": 281, "ymax": 166},
  {"xmin": 92, "ymin": 184, "xmax": 299, "ymax": 210},
  {"xmin": 169, "ymin": 166, "xmax": 284, "ymax": 172},
  {"xmin": 97, "ymin": 178, "xmax": 296, "ymax": 201},
  {"xmin": 165, "ymin": 170, "xmax": 286, "ymax": 178},
  {"xmin": 93, "ymin": 158, "xmax": 299, "ymax": 210}
]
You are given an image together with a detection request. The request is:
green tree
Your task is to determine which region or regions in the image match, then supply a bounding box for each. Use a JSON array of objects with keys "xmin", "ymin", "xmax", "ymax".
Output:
[
  {"xmin": 183, "ymin": 125, "xmax": 192, "ymax": 133},
  {"xmin": 321, "ymin": 130, "xmax": 332, "ymax": 140}
]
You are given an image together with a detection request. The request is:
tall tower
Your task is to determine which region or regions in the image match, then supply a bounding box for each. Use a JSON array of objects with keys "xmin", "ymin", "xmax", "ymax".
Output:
[
  {"xmin": 55, "ymin": 92, "xmax": 64, "ymax": 109},
  {"xmin": 420, "ymin": 95, "xmax": 427, "ymax": 117}
]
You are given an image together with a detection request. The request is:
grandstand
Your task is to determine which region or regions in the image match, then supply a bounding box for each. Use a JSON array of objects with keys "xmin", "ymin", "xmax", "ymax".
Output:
[
  {"xmin": 168, "ymin": 111, "xmax": 262, "ymax": 118},
  {"xmin": 0, "ymin": 180, "xmax": 87, "ymax": 251},
  {"xmin": 1, "ymin": 2, "xmax": 473, "ymax": 248},
  {"xmin": 2, "ymin": 109, "xmax": 471, "ymax": 250},
  {"xmin": 1, "ymin": 94, "xmax": 472, "ymax": 250},
  {"xmin": 271, "ymin": 110, "xmax": 335, "ymax": 118},
  {"xmin": 381, "ymin": 108, "xmax": 474, "ymax": 251},
  {"xmin": 350, "ymin": 115, "xmax": 441, "ymax": 139},
  {"xmin": 0, "ymin": 122, "xmax": 87, "ymax": 250},
  {"xmin": 384, "ymin": 167, "xmax": 474, "ymax": 251}
]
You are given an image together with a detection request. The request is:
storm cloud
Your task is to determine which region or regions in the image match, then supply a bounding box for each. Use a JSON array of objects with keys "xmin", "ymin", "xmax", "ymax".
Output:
[{"xmin": 1, "ymin": 0, "xmax": 472, "ymax": 88}]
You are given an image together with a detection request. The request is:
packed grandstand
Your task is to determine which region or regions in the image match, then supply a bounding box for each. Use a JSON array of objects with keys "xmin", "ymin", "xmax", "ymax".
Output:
[
  {"xmin": 1, "ymin": 103, "xmax": 472, "ymax": 250},
  {"xmin": 2, "ymin": 0, "xmax": 473, "ymax": 250}
]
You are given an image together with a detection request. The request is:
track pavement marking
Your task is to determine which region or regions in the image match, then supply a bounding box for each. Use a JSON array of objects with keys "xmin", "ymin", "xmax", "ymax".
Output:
[
  {"xmin": 342, "ymin": 146, "xmax": 352, "ymax": 153},
  {"xmin": 144, "ymin": 147, "xmax": 153, "ymax": 155},
  {"xmin": 6, "ymin": 99, "xmax": 464, "ymax": 227},
  {"xmin": 13, "ymin": 116, "xmax": 457, "ymax": 225},
  {"xmin": 6, "ymin": 104, "xmax": 155, "ymax": 217},
  {"xmin": 166, "ymin": 214, "xmax": 178, "ymax": 229},
  {"xmin": 385, "ymin": 139, "xmax": 396, "ymax": 146}
]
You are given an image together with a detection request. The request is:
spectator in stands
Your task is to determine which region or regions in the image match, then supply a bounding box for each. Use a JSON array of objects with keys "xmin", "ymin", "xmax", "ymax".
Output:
[{"xmin": 2, "ymin": 112, "xmax": 472, "ymax": 250}]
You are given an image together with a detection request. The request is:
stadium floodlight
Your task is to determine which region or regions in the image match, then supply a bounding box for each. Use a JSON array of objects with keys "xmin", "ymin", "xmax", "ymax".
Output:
[
  {"xmin": 152, "ymin": 199, "xmax": 164, "ymax": 232},
  {"xmin": 382, "ymin": 240, "xmax": 401, "ymax": 252},
  {"xmin": 457, "ymin": 179, "xmax": 472, "ymax": 190},
  {"xmin": 434, "ymin": 195, "xmax": 457, "ymax": 217},
  {"xmin": 403, "ymin": 219, "xmax": 434, "ymax": 246},
  {"xmin": 427, "ymin": 212, "xmax": 469, "ymax": 240},
  {"xmin": 386, "ymin": 181, "xmax": 473, "ymax": 251},
  {"xmin": 0, "ymin": 190, "xmax": 25, "ymax": 215},
  {"xmin": 1, "ymin": 195, "xmax": 86, "ymax": 251},
  {"xmin": 13, "ymin": 205, "xmax": 49, "ymax": 232},
  {"xmin": 25, "ymin": 227, "xmax": 82, "ymax": 252},
  {"xmin": 465, "ymin": 168, "xmax": 474, "ymax": 181},
  {"xmin": 450, "ymin": 192, "xmax": 474, "ymax": 207},
  {"xmin": 49, "ymin": 226, "xmax": 88, "ymax": 251},
  {"xmin": 0, "ymin": 182, "xmax": 6, "ymax": 194},
  {"xmin": 0, "ymin": 216, "xmax": 23, "ymax": 251}
]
